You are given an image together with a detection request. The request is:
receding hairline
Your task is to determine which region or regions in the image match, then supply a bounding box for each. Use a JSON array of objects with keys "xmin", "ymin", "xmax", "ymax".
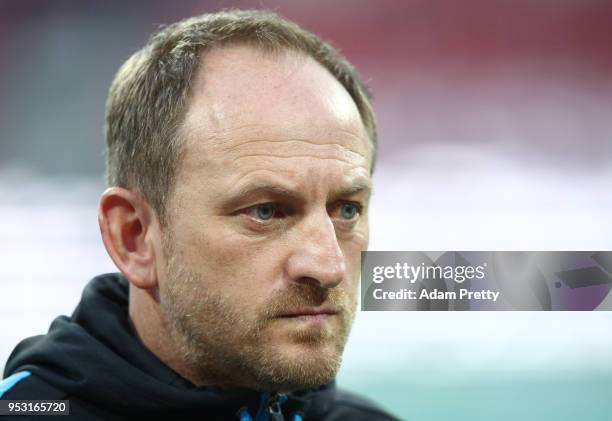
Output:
[{"xmin": 177, "ymin": 42, "xmax": 374, "ymax": 144}]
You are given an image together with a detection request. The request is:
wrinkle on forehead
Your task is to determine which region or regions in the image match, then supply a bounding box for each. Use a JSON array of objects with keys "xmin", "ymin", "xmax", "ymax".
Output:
[
  {"xmin": 181, "ymin": 135, "xmax": 371, "ymax": 180},
  {"xmin": 218, "ymin": 127, "xmax": 368, "ymax": 152},
  {"xmin": 221, "ymin": 138, "xmax": 368, "ymax": 165}
]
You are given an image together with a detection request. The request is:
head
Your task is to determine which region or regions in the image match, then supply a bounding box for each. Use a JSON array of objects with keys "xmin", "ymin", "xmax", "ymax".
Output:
[{"xmin": 99, "ymin": 9, "xmax": 377, "ymax": 392}]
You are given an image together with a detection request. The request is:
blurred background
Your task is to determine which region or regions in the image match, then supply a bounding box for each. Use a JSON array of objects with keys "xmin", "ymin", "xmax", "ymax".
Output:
[{"xmin": 1, "ymin": 0, "xmax": 612, "ymax": 419}]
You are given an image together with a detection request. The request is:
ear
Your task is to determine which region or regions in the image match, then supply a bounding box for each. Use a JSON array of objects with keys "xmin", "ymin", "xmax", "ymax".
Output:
[{"xmin": 98, "ymin": 187, "xmax": 160, "ymax": 290}]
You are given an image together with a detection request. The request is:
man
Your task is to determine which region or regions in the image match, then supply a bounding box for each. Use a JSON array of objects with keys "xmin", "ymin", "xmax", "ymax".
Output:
[{"xmin": 1, "ymin": 9, "xmax": 397, "ymax": 420}]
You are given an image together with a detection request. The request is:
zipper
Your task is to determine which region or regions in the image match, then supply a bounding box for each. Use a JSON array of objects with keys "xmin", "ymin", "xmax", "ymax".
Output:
[
  {"xmin": 254, "ymin": 392, "xmax": 288, "ymax": 421},
  {"xmin": 236, "ymin": 391, "xmax": 301, "ymax": 421},
  {"xmin": 266, "ymin": 392, "xmax": 287, "ymax": 421}
]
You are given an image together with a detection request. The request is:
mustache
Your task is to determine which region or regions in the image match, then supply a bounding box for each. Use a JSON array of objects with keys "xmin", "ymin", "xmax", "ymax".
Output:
[{"xmin": 261, "ymin": 282, "xmax": 350, "ymax": 319}]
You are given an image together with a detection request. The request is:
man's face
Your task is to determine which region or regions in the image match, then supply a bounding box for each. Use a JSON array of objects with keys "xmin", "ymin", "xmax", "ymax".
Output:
[{"xmin": 158, "ymin": 45, "xmax": 372, "ymax": 391}]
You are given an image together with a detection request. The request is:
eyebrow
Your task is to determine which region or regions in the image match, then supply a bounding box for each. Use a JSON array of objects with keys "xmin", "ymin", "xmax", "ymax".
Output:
[
  {"xmin": 221, "ymin": 180, "xmax": 372, "ymax": 210},
  {"xmin": 219, "ymin": 183, "xmax": 301, "ymax": 211},
  {"xmin": 329, "ymin": 181, "xmax": 372, "ymax": 202}
]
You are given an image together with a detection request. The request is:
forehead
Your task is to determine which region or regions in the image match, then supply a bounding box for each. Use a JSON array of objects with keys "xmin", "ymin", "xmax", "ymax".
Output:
[{"xmin": 178, "ymin": 44, "xmax": 372, "ymax": 174}]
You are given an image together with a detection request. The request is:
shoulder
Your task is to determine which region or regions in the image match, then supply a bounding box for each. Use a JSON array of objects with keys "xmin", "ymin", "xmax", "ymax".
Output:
[
  {"xmin": 328, "ymin": 388, "xmax": 402, "ymax": 421},
  {"xmin": 0, "ymin": 372, "xmax": 118, "ymax": 421},
  {"xmin": 0, "ymin": 371, "xmax": 67, "ymax": 400},
  {"xmin": 0, "ymin": 372, "xmax": 67, "ymax": 420}
]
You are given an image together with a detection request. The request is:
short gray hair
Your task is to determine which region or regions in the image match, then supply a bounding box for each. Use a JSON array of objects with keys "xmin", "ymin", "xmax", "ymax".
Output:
[{"xmin": 105, "ymin": 9, "xmax": 377, "ymax": 225}]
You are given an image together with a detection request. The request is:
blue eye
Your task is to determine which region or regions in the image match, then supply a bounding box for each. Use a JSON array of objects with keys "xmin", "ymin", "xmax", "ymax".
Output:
[
  {"xmin": 254, "ymin": 203, "xmax": 275, "ymax": 220},
  {"xmin": 340, "ymin": 203, "xmax": 359, "ymax": 220}
]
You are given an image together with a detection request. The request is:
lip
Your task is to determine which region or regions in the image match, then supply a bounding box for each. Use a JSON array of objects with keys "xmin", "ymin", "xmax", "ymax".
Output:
[{"xmin": 277, "ymin": 306, "xmax": 340, "ymax": 318}]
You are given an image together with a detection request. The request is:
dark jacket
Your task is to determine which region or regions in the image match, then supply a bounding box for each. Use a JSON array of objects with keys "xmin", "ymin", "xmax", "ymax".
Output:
[{"xmin": 1, "ymin": 273, "xmax": 399, "ymax": 420}]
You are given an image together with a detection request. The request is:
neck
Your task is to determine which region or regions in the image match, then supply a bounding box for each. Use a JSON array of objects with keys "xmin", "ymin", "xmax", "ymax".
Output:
[{"xmin": 129, "ymin": 285, "xmax": 206, "ymax": 386}]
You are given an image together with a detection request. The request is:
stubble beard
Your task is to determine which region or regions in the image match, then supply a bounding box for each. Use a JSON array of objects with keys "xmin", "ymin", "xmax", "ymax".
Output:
[{"xmin": 159, "ymin": 238, "xmax": 357, "ymax": 391}]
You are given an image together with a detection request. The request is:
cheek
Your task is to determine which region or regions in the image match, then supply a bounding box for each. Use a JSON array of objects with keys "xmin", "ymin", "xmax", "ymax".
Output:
[
  {"xmin": 338, "ymin": 225, "xmax": 368, "ymax": 299},
  {"xmin": 172, "ymin": 216, "xmax": 284, "ymax": 295},
  {"xmin": 339, "ymin": 245, "xmax": 363, "ymax": 300},
  {"xmin": 343, "ymin": 223, "xmax": 369, "ymax": 264}
]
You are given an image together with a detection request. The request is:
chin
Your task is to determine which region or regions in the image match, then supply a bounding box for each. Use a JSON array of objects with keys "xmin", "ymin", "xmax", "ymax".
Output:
[{"xmin": 254, "ymin": 341, "xmax": 343, "ymax": 391}]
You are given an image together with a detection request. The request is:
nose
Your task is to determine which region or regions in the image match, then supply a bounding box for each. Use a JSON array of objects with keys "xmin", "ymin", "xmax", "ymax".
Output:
[{"xmin": 285, "ymin": 212, "xmax": 346, "ymax": 289}]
